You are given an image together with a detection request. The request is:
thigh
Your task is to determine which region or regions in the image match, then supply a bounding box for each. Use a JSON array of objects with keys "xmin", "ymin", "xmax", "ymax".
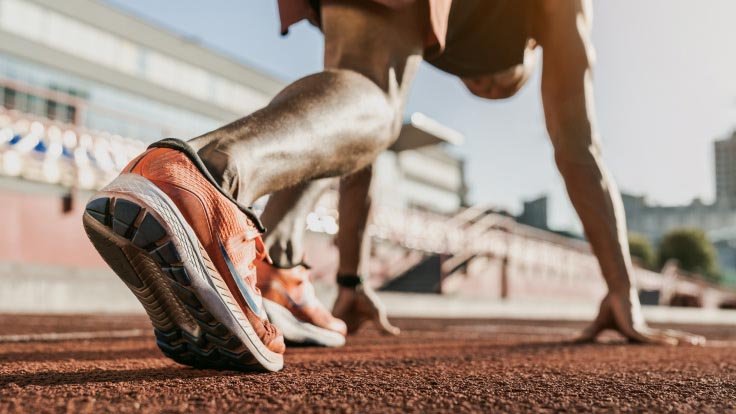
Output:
[{"xmin": 321, "ymin": 0, "xmax": 427, "ymax": 100}]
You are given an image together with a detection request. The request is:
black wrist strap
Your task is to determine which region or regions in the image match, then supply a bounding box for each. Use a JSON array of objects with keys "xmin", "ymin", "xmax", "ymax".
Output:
[
  {"xmin": 270, "ymin": 260, "xmax": 311, "ymax": 270},
  {"xmin": 336, "ymin": 274, "xmax": 363, "ymax": 288}
]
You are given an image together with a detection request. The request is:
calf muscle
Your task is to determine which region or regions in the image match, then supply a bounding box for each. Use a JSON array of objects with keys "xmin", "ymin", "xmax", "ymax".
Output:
[{"xmin": 189, "ymin": 1, "xmax": 425, "ymax": 205}]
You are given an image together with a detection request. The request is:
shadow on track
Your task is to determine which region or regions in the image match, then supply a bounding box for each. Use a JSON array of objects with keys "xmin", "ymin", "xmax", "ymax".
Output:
[
  {"xmin": 0, "ymin": 347, "xmax": 164, "ymax": 363},
  {"xmin": 0, "ymin": 365, "xmax": 256, "ymax": 388}
]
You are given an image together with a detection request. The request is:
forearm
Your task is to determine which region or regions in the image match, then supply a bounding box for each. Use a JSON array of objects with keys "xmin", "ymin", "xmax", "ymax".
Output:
[
  {"xmin": 335, "ymin": 165, "xmax": 374, "ymax": 278},
  {"xmin": 556, "ymin": 150, "xmax": 633, "ymax": 295}
]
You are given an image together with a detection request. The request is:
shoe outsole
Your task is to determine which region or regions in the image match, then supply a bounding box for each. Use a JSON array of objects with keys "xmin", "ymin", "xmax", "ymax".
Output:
[
  {"xmin": 82, "ymin": 174, "xmax": 283, "ymax": 372},
  {"xmin": 263, "ymin": 298, "xmax": 346, "ymax": 348}
]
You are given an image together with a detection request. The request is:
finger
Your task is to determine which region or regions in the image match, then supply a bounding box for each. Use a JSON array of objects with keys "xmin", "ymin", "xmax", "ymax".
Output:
[
  {"xmin": 570, "ymin": 319, "xmax": 605, "ymax": 344},
  {"xmin": 624, "ymin": 328, "xmax": 678, "ymax": 346},
  {"xmin": 660, "ymin": 329, "xmax": 706, "ymax": 346},
  {"xmin": 569, "ymin": 332, "xmax": 596, "ymax": 344},
  {"xmin": 375, "ymin": 311, "xmax": 400, "ymax": 336},
  {"xmin": 571, "ymin": 297, "xmax": 615, "ymax": 344},
  {"xmin": 605, "ymin": 296, "xmax": 677, "ymax": 345}
]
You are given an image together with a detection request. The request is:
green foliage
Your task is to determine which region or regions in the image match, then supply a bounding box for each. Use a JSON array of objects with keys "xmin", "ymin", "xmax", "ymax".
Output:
[
  {"xmin": 657, "ymin": 228, "xmax": 720, "ymax": 282},
  {"xmin": 628, "ymin": 233, "xmax": 655, "ymax": 270}
]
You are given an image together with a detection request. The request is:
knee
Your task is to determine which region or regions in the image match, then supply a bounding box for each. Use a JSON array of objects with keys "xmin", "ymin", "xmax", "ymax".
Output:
[{"xmin": 329, "ymin": 69, "xmax": 401, "ymax": 148}]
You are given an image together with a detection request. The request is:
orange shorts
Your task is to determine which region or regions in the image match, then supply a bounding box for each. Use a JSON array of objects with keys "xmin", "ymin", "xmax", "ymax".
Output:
[{"xmin": 277, "ymin": 0, "xmax": 452, "ymax": 53}]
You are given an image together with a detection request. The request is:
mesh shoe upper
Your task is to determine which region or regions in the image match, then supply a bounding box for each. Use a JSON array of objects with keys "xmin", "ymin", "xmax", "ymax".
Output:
[
  {"xmin": 256, "ymin": 260, "xmax": 348, "ymax": 336},
  {"xmin": 125, "ymin": 144, "xmax": 285, "ymax": 354}
]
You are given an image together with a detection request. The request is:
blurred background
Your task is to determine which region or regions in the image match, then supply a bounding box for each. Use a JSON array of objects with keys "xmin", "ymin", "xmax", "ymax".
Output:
[{"xmin": 1, "ymin": 0, "xmax": 735, "ymax": 316}]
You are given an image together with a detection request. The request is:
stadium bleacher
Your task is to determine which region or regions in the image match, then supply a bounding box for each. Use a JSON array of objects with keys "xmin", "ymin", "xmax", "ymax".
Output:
[{"xmin": 0, "ymin": 107, "xmax": 145, "ymax": 190}]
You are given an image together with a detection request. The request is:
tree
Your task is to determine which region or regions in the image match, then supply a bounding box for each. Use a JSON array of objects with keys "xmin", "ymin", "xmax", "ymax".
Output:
[
  {"xmin": 657, "ymin": 228, "xmax": 720, "ymax": 283},
  {"xmin": 628, "ymin": 233, "xmax": 655, "ymax": 270}
]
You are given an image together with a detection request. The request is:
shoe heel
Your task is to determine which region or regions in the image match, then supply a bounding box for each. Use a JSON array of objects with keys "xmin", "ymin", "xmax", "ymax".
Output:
[
  {"xmin": 83, "ymin": 195, "xmax": 204, "ymax": 366},
  {"xmin": 83, "ymin": 174, "xmax": 282, "ymax": 371}
]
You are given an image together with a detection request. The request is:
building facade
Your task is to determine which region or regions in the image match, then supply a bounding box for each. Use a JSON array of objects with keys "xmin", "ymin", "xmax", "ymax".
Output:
[
  {"xmin": 0, "ymin": 0, "xmax": 468, "ymax": 292},
  {"xmin": 622, "ymin": 130, "xmax": 736, "ymax": 283},
  {"xmin": 715, "ymin": 130, "xmax": 736, "ymax": 206},
  {"xmin": 623, "ymin": 130, "xmax": 736, "ymax": 243},
  {"xmin": 516, "ymin": 195, "xmax": 548, "ymax": 230},
  {"xmin": 0, "ymin": 0, "xmax": 281, "ymax": 141},
  {"xmin": 376, "ymin": 113, "xmax": 467, "ymax": 215}
]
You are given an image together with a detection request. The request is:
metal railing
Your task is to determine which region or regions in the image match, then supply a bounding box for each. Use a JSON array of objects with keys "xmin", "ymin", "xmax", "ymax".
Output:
[{"xmin": 3, "ymin": 105, "xmax": 734, "ymax": 308}]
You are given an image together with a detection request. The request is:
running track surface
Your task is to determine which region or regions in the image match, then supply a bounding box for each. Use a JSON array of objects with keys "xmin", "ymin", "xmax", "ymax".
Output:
[{"xmin": 1, "ymin": 314, "xmax": 735, "ymax": 413}]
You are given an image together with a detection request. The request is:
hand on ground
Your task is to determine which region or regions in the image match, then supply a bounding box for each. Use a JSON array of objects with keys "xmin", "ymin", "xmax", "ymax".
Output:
[
  {"xmin": 332, "ymin": 285, "xmax": 400, "ymax": 336},
  {"xmin": 573, "ymin": 289, "xmax": 705, "ymax": 346}
]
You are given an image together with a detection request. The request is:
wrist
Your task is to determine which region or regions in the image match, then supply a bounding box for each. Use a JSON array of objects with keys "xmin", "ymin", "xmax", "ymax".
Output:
[
  {"xmin": 336, "ymin": 273, "xmax": 363, "ymax": 289},
  {"xmin": 607, "ymin": 281, "xmax": 633, "ymax": 297}
]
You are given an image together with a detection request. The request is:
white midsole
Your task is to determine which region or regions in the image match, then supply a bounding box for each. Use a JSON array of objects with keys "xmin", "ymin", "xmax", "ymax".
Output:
[
  {"xmin": 97, "ymin": 173, "xmax": 284, "ymax": 371},
  {"xmin": 263, "ymin": 298, "xmax": 345, "ymax": 348}
]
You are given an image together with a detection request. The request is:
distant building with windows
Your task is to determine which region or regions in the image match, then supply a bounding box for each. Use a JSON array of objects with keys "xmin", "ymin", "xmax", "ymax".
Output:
[
  {"xmin": 622, "ymin": 195, "xmax": 728, "ymax": 242},
  {"xmin": 0, "ymin": 0, "xmax": 466, "ymax": 204},
  {"xmin": 0, "ymin": 0, "xmax": 280, "ymax": 141},
  {"xmin": 715, "ymin": 130, "xmax": 736, "ymax": 207},
  {"xmin": 516, "ymin": 195, "xmax": 548, "ymax": 230},
  {"xmin": 622, "ymin": 130, "xmax": 736, "ymax": 283},
  {"xmin": 376, "ymin": 113, "xmax": 467, "ymax": 215},
  {"xmin": 0, "ymin": 0, "xmax": 467, "ymax": 287},
  {"xmin": 624, "ymin": 130, "xmax": 736, "ymax": 243}
]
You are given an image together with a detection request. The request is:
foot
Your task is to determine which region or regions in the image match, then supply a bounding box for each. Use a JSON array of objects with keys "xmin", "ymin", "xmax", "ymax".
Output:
[
  {"xmin": 332, "ymin": 284, "xmax": 400, "ymax": 336},
  {"xmin": 573, "ymin": 288, "xmax": 706, "ymax": 346},
  {"xmin": 255, "ymin": 260, "xmax": 347, "ymax": 347},
  {"xmin": 82, "ymin": 138, "xmax": 285, "ymax": 371}
]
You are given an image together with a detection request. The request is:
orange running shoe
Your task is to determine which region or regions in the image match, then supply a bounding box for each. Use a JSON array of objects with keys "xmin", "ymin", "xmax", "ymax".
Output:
[
  {"xmin": 82, "ymin": 138, "xmax": 284, "ymax": 372},
  {"xmin": 256, "ymin": 260, "xmax": 347, "ymax": 347}
]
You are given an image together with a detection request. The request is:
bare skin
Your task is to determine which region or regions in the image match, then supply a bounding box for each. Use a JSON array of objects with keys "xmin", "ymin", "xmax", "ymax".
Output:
[
  {"xmin": 332, "ymin": 165, "xmax": 400, "ymax": 335},
  {"xmin": 188, "ymin": 0, "xmax": 421, "ymax": 334},
  {"xmin": 537, "ymin": 0, "xmax": 700, "ymax": 345},
  {"xmin": 260, "ymin": 168, "xmax": 399, "ymax": 335},
  {"xmin": 189, "ymin": 1, "xmax": 424, "ymax": 203},
  {"xmin": 257, "ymin": 0, "xmax": 704, "ymax": 345}
]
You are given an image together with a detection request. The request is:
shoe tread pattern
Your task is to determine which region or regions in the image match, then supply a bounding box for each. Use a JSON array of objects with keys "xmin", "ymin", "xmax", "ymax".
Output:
[{"xmin": 84, "ymin": 196, "xmax": 262, "ymax": 371}]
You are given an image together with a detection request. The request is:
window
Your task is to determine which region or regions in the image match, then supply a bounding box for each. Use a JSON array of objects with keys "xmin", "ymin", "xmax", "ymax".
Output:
[
  {"xmin": 1, "ymin": 86, "xmax": 15, "ymax": 109},
  {"xmin": 0, "ymin": 0, "xmax": 269, "ymax": 114},
  {"xmin": 0, "ymin": 83, "xmax": 78, "ymax": 123}
]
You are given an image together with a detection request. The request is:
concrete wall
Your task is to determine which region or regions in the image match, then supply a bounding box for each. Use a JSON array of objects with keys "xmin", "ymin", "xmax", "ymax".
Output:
[{"xmin": 0, "ymin": 180, "xmax": 104, "ymax": 268}]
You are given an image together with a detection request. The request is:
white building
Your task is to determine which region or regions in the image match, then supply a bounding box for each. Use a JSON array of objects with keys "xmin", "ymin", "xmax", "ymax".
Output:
[
  {"xmin": 0, "ymin": 0, "xmax": 466, "ymax": 208},
  {"xmin": 0, "ymin": 0, "xmax": 281, "ymax": 141},
  {"xmin": 0, "ymin": 0, "xmax": 469, "ymax": 312}
]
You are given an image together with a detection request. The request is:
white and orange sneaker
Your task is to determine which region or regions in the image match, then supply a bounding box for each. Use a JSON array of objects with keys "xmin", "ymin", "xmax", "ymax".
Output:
[
  {"xmin": 82, "ymin": 138, "xmax": 284, "ymax": 371},
  {"xmin": 256, "ymin": 260, "xmax": 347, "ymax": 347}
]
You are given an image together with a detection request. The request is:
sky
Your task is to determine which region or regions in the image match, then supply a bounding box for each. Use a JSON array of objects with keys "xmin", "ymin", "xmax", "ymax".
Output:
[{"xmin": 105, "ymin": 0, "xmax": 736, "ymax": 231}]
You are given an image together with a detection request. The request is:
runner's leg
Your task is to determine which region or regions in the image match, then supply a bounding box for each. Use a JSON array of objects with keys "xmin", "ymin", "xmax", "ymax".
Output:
[
  {"xmin": 261, "ymin": 179, "xmax": 333, "ymax": 267},
  {"xmin": 188, "ymin": 0, "xmax": 426, "ymax": 205}
]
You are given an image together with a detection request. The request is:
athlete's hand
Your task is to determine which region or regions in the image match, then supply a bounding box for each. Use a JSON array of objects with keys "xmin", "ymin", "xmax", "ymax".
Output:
[
  {"xmin": 573, "ymin": 288, "xmax": 705, "ymax": 346},
  {"xmin": 332, "ymin": 284, "xmax": 400, "ymax": 336}
]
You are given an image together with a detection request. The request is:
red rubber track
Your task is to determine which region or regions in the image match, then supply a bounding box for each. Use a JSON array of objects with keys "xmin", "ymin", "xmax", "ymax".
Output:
[{"xmin": 1, "ymin": 315, "xmax": 735, "ymax": 413}]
